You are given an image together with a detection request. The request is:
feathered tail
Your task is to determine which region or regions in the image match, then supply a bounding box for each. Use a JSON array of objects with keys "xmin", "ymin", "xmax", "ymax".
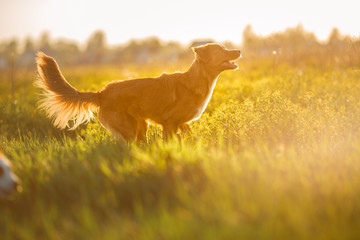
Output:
[{"xmin": 35, "ymin": 52, "xmax": 100, "ymax": 130}]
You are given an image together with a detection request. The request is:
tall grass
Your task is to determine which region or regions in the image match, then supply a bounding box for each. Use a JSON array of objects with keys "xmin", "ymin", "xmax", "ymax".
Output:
[{"xmin": 0, "ymin": 61, "xmax": 360, "ymax": 239}]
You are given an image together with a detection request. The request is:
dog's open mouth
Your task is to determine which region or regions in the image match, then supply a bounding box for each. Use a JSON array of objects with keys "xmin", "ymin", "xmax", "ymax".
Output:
[{"xmin": 221, "ymin": 61, "xmax": 238, "ymax": 69}]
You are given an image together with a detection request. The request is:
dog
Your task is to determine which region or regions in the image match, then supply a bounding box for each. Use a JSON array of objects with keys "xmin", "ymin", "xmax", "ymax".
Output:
[
  {"xmin": 35, "ymin": 43, "xmax": 241, "ymax": 141},
  {"xmin": 0, "ymin": 151, "xmax": 20, "ymax": 198}
]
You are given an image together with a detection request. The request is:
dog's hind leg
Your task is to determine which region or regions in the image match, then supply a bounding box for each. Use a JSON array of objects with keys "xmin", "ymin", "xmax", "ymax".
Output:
[
  {"xmin": 98, "ymin": 109, "xmax": 137, "ymax": 142},
  {"xmin": 136, "ymin": 119, "xmax": 148, "ymax": 142}
]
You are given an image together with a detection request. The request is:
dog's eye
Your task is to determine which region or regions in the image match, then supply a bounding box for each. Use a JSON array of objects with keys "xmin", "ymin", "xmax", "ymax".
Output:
[{"xmin": 0, "ymin": 166, "xmax": 4, "ymax": 177}]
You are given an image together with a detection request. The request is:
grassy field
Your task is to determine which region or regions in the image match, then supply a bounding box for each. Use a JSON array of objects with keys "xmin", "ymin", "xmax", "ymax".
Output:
[{"xmin": 1, "ymin": 59, "xmax": 360, "ymax": 240}]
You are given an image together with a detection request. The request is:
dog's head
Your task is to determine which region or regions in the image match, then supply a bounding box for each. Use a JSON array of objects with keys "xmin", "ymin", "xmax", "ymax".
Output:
[
  {"xmin": 0, "ymin": 152, "xmax": 20, "ymax": 198},
  {"xmin": 193, "ymin": 43, "xmax": 241, "ymax": 72}
]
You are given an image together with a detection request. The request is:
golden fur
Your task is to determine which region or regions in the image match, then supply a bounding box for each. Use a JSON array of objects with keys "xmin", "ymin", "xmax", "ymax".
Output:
[{"xmin": 35, "ymin": 43, "xmax": 241, "ymax": 141}]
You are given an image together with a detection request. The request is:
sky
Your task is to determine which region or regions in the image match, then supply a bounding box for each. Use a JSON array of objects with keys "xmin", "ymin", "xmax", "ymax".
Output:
[{"xmin": 0, "ymin": 0, "xmax": 359, "ymax": 45}]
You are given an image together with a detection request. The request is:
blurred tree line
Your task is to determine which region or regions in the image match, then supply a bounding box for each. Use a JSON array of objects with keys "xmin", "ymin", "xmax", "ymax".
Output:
[
  {"xmin": 0, "ymin": 30, "xmax": 190, "ymax": 69},
  {"xmin": 0, "ymin": 26, "xmax": 359, "ymax": 69},
  {"xmin": 242, "ymin": 24, "xmax": 360, "ymax": 68}
]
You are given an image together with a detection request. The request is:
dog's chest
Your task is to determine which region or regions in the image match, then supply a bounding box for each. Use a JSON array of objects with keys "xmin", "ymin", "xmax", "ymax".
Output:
[{"xmin": 190, "ymin": 77, "xmax": 218, "ymax": 121}]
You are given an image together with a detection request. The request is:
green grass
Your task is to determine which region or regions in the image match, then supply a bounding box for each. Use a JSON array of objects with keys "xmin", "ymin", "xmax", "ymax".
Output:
[{"xmin": 1, "ymin": 62, "xmax": 360, "ymax": 239}]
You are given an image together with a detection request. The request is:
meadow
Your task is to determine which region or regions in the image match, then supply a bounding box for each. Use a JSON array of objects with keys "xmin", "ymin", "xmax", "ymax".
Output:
[{"xmin": 1, "ymin": 57, "xmax": 360, "ymax": 240}]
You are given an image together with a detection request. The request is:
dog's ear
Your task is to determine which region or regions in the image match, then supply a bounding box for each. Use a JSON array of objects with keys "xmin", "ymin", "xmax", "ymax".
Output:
[{"xmin": 192, "ymin": 45, "xmax": 210, "ymax": 61}]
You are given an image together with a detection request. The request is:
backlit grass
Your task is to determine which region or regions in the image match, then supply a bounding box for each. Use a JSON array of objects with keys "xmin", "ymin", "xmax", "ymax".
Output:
[{"xmin": 0, "ymin": 62, "xmax": 360, "ymax": 239}]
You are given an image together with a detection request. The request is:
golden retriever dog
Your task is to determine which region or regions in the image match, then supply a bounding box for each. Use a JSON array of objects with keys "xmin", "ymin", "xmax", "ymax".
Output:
[{"xmin": 35, "ymin": 43, "xmax": 241, "ymax": 141}]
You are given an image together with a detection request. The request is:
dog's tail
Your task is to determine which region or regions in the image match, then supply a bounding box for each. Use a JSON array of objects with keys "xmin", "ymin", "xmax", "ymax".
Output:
[{"xmin": 35, "ymin": 52, "xmax": 100, "ymax": 130}]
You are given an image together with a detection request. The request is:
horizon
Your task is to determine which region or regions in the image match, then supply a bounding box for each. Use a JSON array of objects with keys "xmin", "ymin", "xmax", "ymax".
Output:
[
  {"xmin": 0, "ymin": 0, "xmax": 359, "ymax": 46},
  {"xmin": 0, "ymin": 24, "xmax": 355, "ymax": 47}
]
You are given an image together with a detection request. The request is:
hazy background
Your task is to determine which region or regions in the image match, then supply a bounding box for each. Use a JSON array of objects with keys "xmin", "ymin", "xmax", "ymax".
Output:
[
  {"xmin": 1, "ymin": 0, "xmax": 359, "ymax": 44},
  {"xmin": 0, "ymin": 0, "xmax": 359, "ymax": 69}
]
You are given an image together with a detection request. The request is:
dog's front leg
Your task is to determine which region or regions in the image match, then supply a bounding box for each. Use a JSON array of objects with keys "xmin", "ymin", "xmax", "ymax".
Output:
[
  {"xmin": 179, "ymin": 123, "xmax": 191, "ymax": 134},
  {"xmin": 162, "ymin": 123, "xmax": 180, "ymax": 142}
]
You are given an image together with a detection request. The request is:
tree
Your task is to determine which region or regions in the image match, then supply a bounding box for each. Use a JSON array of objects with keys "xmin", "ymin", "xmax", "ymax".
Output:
[
  {"xmin": 38, "ymin": 32, "xmax": 52, "ymax": 53},
  {"xmin": 327, "ymin": 28, "xmax": 343, "ymax": 49},
  {"xmin": 85, "ymin": 30, "xmax": 107, "ymax": 63},
  {"xmin": 24, "ymin": 37, "xmax": 35, "ymax": 53},
  {"xmin": 242, "ymin": 24, "xmax": 258, "ymax": 50},
  {"xmin": 19, "ymin": 37, "xmax": 36, "ymax": 67},
  {"xmin": 86, "ymin": 30, "xmax": 106, "ymax": 53},
  {"xmin": 1, "ymin": 38, "xmax": 19, "ymax": 66},
  {"xmin": 53, "ymin": 39, "xmax": 80, "ymax": 65}
]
